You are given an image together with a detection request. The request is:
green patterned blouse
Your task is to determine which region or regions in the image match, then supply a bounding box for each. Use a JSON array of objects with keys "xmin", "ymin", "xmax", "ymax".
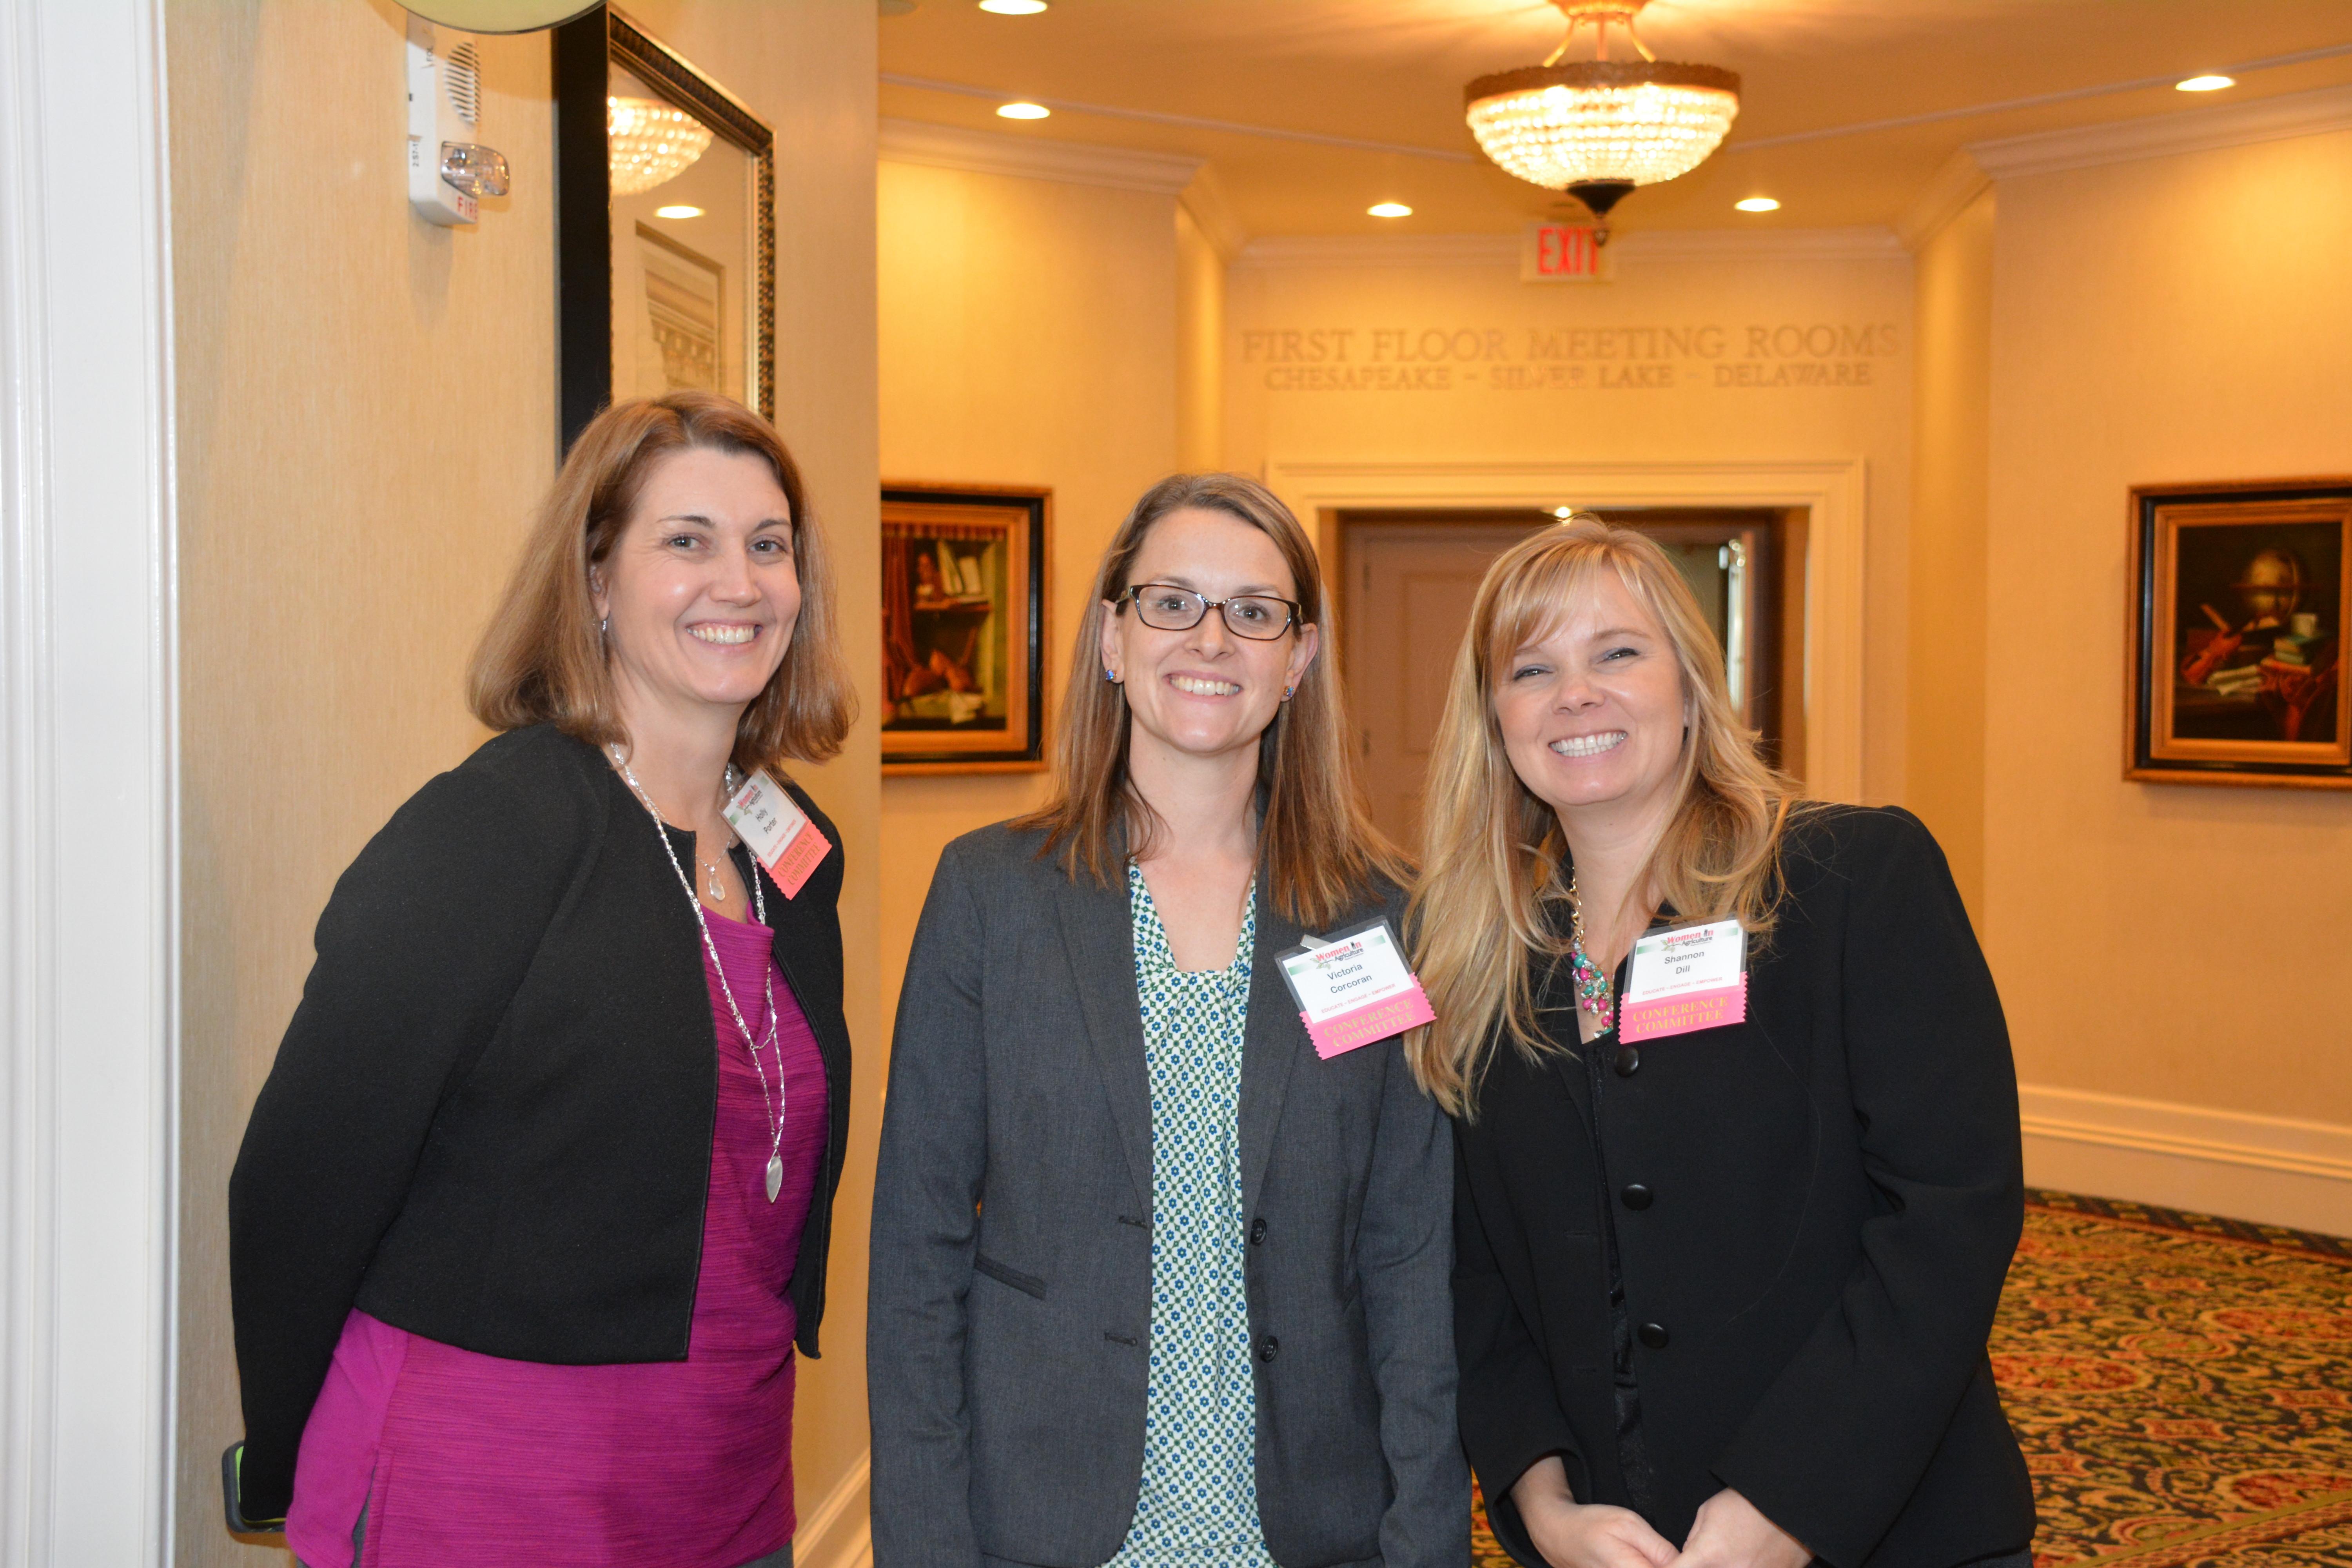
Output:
[{"xmin": 1107, "ymin": 863, "xmax": 1277, "ymax": 1568}]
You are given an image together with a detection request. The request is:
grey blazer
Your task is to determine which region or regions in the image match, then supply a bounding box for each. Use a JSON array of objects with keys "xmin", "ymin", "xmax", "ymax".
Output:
[{"xmin": 869, "ymin": 823, "xmax": 1468, "ymax": 1568}]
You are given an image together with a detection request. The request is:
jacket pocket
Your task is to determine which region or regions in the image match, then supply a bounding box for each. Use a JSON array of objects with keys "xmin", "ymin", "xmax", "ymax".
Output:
[{"xmin": 973, "ymin": 1252, "xmax": 1047, "ymax": 1299}]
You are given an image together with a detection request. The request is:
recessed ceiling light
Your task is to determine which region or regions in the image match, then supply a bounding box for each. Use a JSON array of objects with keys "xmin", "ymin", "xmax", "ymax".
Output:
[
  {"xmin": 978, "ymin": 0, "xmax": 1047, "ymax": 13},
  {"xmin": 1368, "ymin": 201, "xmax": 1412, "ymax": 218},
  {"xmin": 2176, "ymin": 74, "xmax": 2234, "ymax": 92},
  {"xmin": 1735, "ymin": 196, "xmax": 1780, "ymax": 212},
  {"xmin": 655, "ymin": 204, "xmax": 704, "ymax": 219},
  {"xmin": 996, "ymin": 101, "xmax": 1050, "ymax": 120}
]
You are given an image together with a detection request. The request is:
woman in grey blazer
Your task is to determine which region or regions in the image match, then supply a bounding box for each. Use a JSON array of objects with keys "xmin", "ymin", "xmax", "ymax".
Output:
[{"xmin": 871, "ymin": 474, "xmax": 1468, "ymax": 1568}]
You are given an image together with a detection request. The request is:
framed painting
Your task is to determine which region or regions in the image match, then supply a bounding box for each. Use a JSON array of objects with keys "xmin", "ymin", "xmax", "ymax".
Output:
[
  {"xmin": 2126, "ymin": 477, "xmax": 2352, "ymax": 788},
  {"xmin": 553, "ymin": 6, "xmax": 775, "ymax": 450},
  {"xmin": 881, "ymin": 483, "xmax": 1051, "ymax": 774}
]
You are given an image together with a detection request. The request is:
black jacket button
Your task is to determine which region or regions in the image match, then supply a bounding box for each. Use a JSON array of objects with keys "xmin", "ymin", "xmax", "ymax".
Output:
[
  {"xmin": 1613, "ymin": 1044, "xmax": 1641, "ymax": 1077},
  {"xmin": 1620, "ymin": 1183, "xmax": 1653, "ymax": 1210},
  {"xmin": 1638, "ymin": 1321, "xmax": 1670, "ymax": 1350},
  {"xmin": 1249, "ymin": 1216, "xmax": 1267, "ymax": 1244},
  {"xmin": 1258, "ymin": 1335, "xmax": 1279, "ymax": 1363}
]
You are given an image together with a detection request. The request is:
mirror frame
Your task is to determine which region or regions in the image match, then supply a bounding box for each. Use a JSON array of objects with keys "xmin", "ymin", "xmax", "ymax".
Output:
[{"xmin": 553, "ymin": 5, "xmax": 775, "ymax": 452}]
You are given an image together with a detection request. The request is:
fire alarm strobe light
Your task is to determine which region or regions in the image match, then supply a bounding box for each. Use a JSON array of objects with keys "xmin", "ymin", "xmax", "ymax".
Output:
[{"xmin": 408, "ymin": 15, "xmax": 511, "ymax": 228}]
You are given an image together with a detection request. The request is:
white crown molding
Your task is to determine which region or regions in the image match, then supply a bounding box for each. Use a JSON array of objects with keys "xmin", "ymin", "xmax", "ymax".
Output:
[
  {"xmin": 1177, "ymin": 165, "xmax": 1248, "ymax": 263},
  {"xmin": 1896, "ymin": 150, "xmax": 1992, "ymax": 250},
  {"xmin": 2, "ymin": 0, "xmax": 180, "ymax": 1563},
  {"xmin": 2020, "ymin": 1083, "xmax": 2352, "ymax": 1236},
  {"xmin": 877, "ymin": 117, "xmax": 1201, "ymax": 196},
  {"xmin": 1235, "ymin": 227, "xmax": 1903, "ymax": 269},
  {"xmin": 1969, "ymin": 80, "xmax": 2352, "ymax": 180},
  {"xmin": 1617, "ymin": 225, "xmax": 1905, "ymax": 260},
  {"xmin": 794, "ymin": 1452, "xmax": 873, "ymax": 1568}
]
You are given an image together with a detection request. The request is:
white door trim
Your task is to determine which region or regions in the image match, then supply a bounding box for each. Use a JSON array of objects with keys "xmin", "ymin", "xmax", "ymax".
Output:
[
  {"xmin": 0, "ymin": 2, "xmax": 179, "ymax": 1565},
  {"xmin": 1266, "ymin": 458, "xmax": 1869, "ymax": 801}
]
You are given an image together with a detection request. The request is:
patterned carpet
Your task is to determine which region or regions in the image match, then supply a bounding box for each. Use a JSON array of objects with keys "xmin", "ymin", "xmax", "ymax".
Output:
[{"xmin": 1468, "ymin": 1191, "xmax": 2352, "ymax": 1567}]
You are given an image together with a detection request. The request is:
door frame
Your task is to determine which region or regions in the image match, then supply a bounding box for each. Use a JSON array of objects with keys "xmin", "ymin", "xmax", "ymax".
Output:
[{"xmin": 1267, "ymin": 458, "xmax": 1868, "ymax": 802}]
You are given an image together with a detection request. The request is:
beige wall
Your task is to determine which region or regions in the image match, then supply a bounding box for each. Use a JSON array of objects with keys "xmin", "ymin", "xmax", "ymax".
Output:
[
  {"xmin": 1982, "ymin": 129, "xmax": 2352, "ymax": 1129},
  {"xmin": 1907, "ymin": 190, "xmax": 1997, "ymax": 925},
  {"xmin": 876, "ymin": 159, "xmax": 1180, "ymax": 1027},
  {"xmin": 1222, "ymin": 245, "xmax": 1917, "ymax": 803},
  {"xmin": 169, "ymin": 2, "xmax": 878, "ymax": 1560},
  {"xmin": 1174, "ymin": 203, "xmax": 1227, "ymax": 472}
]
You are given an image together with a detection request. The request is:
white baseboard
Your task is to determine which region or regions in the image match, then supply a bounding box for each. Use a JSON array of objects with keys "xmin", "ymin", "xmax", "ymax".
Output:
[
  {"xmin": 797, "ymin": 1452, "xmax": 872, "ymax": 1568},
  {"xmin": 2020, "ymin": 1083, "xmax": 2352, "ymax": 1238}
]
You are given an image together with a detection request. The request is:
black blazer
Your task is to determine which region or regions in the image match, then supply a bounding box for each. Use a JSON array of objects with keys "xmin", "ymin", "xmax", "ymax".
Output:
[
  {"xmin": 1452, "ymin": 806, "xmax": 2034, "ymax": 1568},
  {"xmin": 225, "ymin": 724, "xmax": 853, "ymax": 1527}
]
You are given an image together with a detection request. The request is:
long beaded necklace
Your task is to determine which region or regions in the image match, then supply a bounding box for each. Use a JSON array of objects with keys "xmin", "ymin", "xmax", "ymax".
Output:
[
  {"xmin": 611, "ymin": 745, "xmax": 789, "ymax": 1203},
  {"xmin": 1565, "ymin": 871, "xmax": 1616, "ymax": 1035}
]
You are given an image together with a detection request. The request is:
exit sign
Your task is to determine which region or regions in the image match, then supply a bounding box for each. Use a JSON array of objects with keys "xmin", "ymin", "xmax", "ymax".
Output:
[{"xmin": 1523, "ymin": 221, "xmax": 1610, "ymax": 283}]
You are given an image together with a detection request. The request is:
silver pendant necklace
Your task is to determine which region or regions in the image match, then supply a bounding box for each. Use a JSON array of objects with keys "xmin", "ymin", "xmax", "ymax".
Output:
[{"xmin": 611, "ymin": 746, "xmax": 788, "ymax": 1202}]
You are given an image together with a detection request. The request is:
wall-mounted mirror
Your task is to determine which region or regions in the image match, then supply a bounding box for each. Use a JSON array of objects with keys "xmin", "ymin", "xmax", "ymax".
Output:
[{"xmin": 554, "ymin": 6, "xmax": 774, "ymax": 450}]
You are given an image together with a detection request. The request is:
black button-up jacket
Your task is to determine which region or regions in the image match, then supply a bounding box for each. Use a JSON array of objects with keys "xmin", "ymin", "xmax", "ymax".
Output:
[{"xmin": 1452, "ymin": 805, "xmax": 2035, "ymax": 1568}]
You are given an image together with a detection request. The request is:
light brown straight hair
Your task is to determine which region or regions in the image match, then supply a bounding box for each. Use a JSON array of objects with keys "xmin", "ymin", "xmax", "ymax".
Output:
[
  {"xmin": 468, "ymin": 392, "xmax": 857, "ymax": 771},
  {"xmin": 1014, "ymin": 473, "xmax": 1404, "ymax": 929},
  {"xmin": 1406, "ymin": 516, "xmax": 1803, "ymax": 1116}
]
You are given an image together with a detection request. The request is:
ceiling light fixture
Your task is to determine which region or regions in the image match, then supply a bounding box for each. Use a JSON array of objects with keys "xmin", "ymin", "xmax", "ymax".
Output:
[
  {"xmin": 978, "ymin": 0, "xmax": 1047, "ymax": 13},
  {"xmin": 655, "ymin": 205, "xmax": 704, "ymax": 219},
  {"xmin": 608, "ymin": 96, "xmax": 713, "ymax": 196},
  {"xmin": 2175, "ymin": 74, "xmax": 2234, "ymax": 92},
  {"xmin": 1368, "ymin": 201, "xmax": 1413, "ymax": 218},
  {"xmin": 996, "ymin": 101, "xmax": 1050, "ymax": 120},
  {"xmin": 1734, "ymin": 196, "xmax": 1779, "ymax": 212},
  {"xmin": 1465, "ymin": 0, "xmax": 1739, "ymax": 245}
]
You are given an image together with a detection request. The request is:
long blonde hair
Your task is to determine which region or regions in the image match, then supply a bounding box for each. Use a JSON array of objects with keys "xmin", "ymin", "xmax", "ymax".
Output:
[
  {"xmin": 1406, "ymin": 517, "xmax": 1800, "ymax": 1116},
  {"xmin": 1014, "ymin": 472, "xmax": 1404, "ymax": 929},
  {"xmin": 468, "ymin": 392, "xmax": 857, "ymax": 771}
]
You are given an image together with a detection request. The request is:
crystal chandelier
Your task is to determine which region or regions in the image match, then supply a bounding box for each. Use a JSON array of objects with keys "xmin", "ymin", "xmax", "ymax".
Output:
[
  {"xmin": 608, "ymin": 96, "xmax": 713, "ymax": 196},
  {"xmin": 1465, "ymin": 0, "xmax": 1739, "ymax": 240}
]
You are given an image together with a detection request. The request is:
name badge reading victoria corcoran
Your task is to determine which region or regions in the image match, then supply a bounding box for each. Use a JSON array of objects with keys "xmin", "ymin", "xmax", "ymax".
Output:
[
  {"xmin": 1276, "ymin": 918, "xmax": 1437, "ymax": 1060},
  {"xmin": 722, "ymin": 770, "xmax": 829, "ymax": 897},
  {"xmin": 1617, "ymin": 917, "xmax": 1748, "ymax": 1042}
]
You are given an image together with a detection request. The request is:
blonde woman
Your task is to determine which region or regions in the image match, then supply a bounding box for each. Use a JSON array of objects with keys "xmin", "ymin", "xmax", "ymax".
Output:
[
  {"xmin": 1410, "ymin": 519, "xmax": 2032, "ymax": 1568},
  {"xmin": 870, "ymin": 474, "xmax": 1468, "ymax": 1568}
]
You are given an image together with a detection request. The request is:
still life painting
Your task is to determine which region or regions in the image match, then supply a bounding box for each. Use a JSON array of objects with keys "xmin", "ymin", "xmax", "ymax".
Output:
[{"xmin": 881, "ymin": 484, "xmax": 1050, "ymax": 773}]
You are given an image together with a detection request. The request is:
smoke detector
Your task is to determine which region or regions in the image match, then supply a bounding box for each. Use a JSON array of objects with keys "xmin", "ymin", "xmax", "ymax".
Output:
[{"xmin": 407, "ymin": 14, "xmax": 510, "ymax": 227}]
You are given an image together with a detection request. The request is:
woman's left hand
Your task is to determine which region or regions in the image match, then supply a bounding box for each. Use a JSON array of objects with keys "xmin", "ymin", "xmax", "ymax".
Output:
[{"xmin": 1669, "ymin": 1488, "xmax": 1811, "ymax": 1568}]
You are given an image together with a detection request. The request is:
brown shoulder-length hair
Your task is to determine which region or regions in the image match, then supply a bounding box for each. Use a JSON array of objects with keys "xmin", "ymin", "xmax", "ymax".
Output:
[
  {"xmin": 1014, "ymin": 472, "xmax": 1404, "ymax": 929},
  {"xmin": 1406, "ymin": 516, "xmax": 1803, "ymax": 1116},
  {"xmin": 468, "ymin": 392, "xmax": 857, "ymax": 771}
]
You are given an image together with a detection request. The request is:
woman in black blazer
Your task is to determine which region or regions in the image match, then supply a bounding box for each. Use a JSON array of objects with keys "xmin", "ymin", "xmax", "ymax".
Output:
[
  {"xmin": 225, "ymin": 393, "xmax": 856, "ymax": 1568},
  {"xmin": 1408, "ymin": 518, "xmax": 2034, "ymax": 1568}
]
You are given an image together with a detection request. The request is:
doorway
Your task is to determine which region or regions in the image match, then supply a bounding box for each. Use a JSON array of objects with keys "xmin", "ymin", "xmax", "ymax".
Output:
[{"xmin": 1337, "ymin": 507, "xmax": 1802, "ymax": 853}]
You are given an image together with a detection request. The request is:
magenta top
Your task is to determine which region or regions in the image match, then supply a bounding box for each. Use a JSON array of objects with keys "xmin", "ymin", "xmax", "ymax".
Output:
[{"xmin": 285, "ymin": 903, "xmax": 829, "ymax": 1568}]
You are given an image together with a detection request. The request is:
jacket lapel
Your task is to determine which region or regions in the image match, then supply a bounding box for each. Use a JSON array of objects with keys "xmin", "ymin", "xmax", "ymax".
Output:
[
  {"xmin": 1240, "ymin": 895, "xmax": 1312, "ymax": 1218},
  {"xmin": 1052, "ymin": 866, "xmax": 1154, "ymax": 1209}
]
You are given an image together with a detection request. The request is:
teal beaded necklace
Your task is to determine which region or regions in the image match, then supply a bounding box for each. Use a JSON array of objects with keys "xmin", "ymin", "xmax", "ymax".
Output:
[{"xmin": 1565, "ymin": 871, "xmax": 1616, "ymax": 1034}]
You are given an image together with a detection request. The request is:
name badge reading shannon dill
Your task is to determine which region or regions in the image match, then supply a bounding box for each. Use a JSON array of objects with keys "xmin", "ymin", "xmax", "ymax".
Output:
[
  {"xmin": 1276, "ymin": 918, "xmax": 1438, "ymax": 1061},
  {"xmin": 722, "ymin": 770, "xmax": 829, "ymax": 898},
  {"xmin": 1618, "ymin": 918, "xmax": 1748, "ymax": 1043}
]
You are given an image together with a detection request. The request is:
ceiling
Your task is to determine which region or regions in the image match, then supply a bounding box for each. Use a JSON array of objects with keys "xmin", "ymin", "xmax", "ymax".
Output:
[{"xmin": 877, "ymin": 0, "xmax": 2352, "ymax": 240}]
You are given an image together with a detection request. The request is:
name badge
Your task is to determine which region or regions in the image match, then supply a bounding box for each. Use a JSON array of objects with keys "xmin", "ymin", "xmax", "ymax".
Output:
[
  {"xmin": 1619, "ymin": 917, "xmax": 1748, "ymax": 1042},
  {"xmin": 722, "ymin": 769, "xmax": 829, "ymax": 898},
  {"xmin": 1276, "ymin": 918, "xmax": 1437, "ymax": 1060}
]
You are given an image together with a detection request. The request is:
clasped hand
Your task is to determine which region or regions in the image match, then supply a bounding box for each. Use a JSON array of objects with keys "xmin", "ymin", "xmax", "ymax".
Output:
[{"xmin": 1511, "ymin": 1457, "xmax": 1810, "ymax": 1568}]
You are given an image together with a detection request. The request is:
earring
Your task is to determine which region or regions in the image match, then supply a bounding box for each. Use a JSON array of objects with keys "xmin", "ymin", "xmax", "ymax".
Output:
[
  {"xmin": 1282, "ymin": 685, "xmax": 1295, "ymax": 701},
  {"xmin": 600, "ymin": 615, "xmax": 611, "ymax": 638},
  {"xmin": 1105, "ymin": 668, "xmax": 1121, "ymax": 684}
]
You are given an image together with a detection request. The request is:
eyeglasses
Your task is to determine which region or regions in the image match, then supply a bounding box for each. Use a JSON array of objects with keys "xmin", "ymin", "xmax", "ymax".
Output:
[{"xmin": 1123, "ymin": 583, "xmax": 1301, "ymax": 641}]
